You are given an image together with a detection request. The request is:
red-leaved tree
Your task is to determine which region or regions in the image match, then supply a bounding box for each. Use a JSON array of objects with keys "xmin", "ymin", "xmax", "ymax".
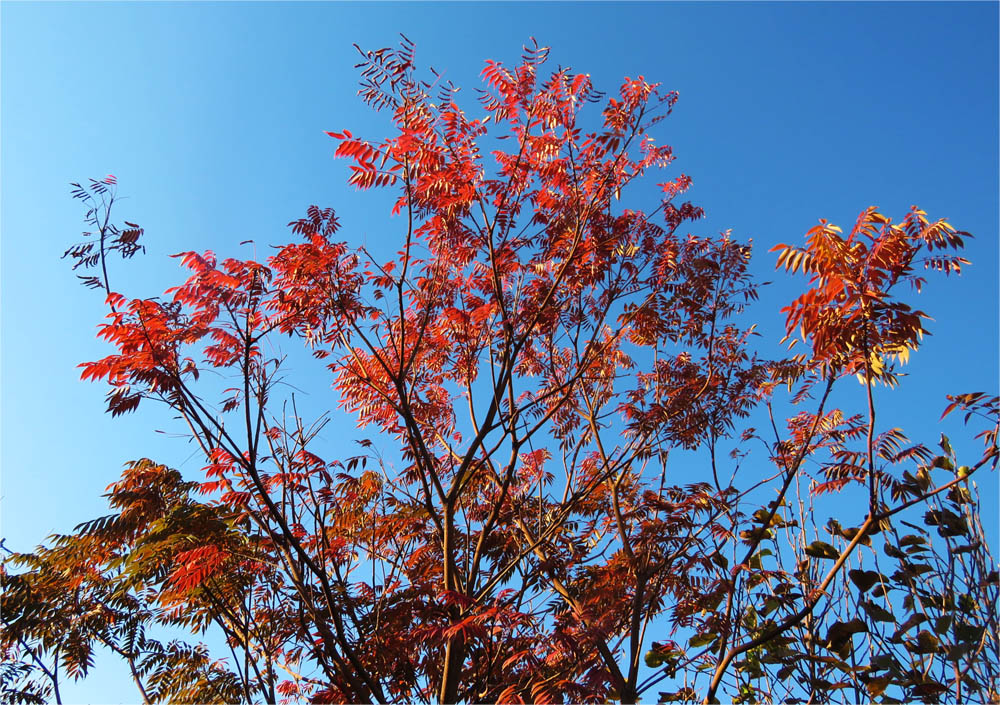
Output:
[{"xmin": 3, "ymin": 38, "xmax": 996, "ymax": 705}]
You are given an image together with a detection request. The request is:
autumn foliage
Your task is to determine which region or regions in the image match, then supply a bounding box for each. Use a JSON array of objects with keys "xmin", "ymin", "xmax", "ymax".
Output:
[{"xmin": 3, "ymin": 38, "xmax": 997, "ymax": 705}]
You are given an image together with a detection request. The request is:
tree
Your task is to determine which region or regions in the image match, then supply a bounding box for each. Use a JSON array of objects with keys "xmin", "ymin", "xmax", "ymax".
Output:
[{"xmin": 3, "ymin": 38, "xmax": 997, "ymax": 704}]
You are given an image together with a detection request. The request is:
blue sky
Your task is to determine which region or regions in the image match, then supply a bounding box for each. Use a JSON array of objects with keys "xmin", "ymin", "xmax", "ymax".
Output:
[{"xmin": 2, "ymin": 2, "xmax": 997, "ymax": 701}]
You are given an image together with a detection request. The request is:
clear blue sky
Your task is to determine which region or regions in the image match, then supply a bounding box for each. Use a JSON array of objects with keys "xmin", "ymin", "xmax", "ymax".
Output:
[{"xmin": 2, "ymin": 2, "xmax": 997, "ymax": 702}]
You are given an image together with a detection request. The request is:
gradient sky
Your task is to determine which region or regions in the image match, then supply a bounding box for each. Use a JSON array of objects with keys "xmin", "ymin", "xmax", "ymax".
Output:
[{"xmin": 2, "ymin": 2, "xmax": 998, "ymax": 702}]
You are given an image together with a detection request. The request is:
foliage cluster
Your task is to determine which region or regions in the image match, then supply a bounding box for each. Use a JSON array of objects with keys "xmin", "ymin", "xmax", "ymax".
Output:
[{"xmin": 3, "ymin": 39, "xmax": 997, "ymax": 704}]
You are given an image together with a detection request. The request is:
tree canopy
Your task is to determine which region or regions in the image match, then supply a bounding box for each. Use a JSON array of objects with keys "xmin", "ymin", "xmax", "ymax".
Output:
[{"xmin": 3, "ymin": 38, "xmax": 997, "ymax": 705}]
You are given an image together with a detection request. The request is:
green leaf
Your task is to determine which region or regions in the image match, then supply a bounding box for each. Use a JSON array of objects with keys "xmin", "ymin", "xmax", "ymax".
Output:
[
  {"xmin": 953, "ymin": 621, "xmax": 985, "ymax": 643},
  {"xmin": 924, "ymin": 508, "xmax": 967, "ymax": 537},
  {"xmin": 912, "ymin": 682, "xmax": 948, "ymax": 698},
  {"xmin": 891, "ymin": 563, "xmax": 933, "ymax": 582},
  {"xmin": 948, "ymin": 541, "xmax": 982, "ymax": 556},
  {"xmin": 861, "ymin": 600, "xmax": 896, "ymax": 623},
  {"xmin": 866, "ymin": 675, "xmax": 891, "ymax": 697},
  {"xmin": 814, "ymin": 655, "xmax": 852, "ymax": 674},
  {"xmin": 884, "ymin": 543, "xmax": 906, "ymax": 559},
  {"xmin": 892, "ymin": 613, "xmax": 927, "ymax": 640},
  {"xmin": 933, "ymin": 615, "xmax": 953, "ymax": 635},
  {"xmin": 948, "ymin": 485, "xmax": 973, "ymax": 505},
  {"xmin": 837, "ymin": 525, "xmax": 871, "ymax": 545},
  {"xmin": 848, "ymin": 569, "xmax": 881, "ymax": 593},
  {"xmin": 710, "ymin": 552, "xmax": 729, "ymax": 570},
  {"xmin": 869, "ymin": 653, "xmax": 897, "ymax": 671},
  {"xmin": 825, "ymin": 618, "xmax": 868, "ymax": 654},
  {"xmin": 645, "ymin": 650, "xmax": 665, "ymax": 668},
  {"xmin": 805, "ymin": 541, "xmax": 839, "ymax": 560},
  {"xmin": 930, "ymin": 455, "xmax": 955, "ymax": 471},
  {"xmin": 689, "ymin": 632, "xmax": 718, "ymax": 648},
  {"xmin": 958, "ymin": 594, "xmax": 979, "ymax": 612},
  {"xmin": 905, "ymin": 630, "xmax": 939, "ymax": 655},
  {"xmin": 740, "ymin": 527, "xmax": 772, "ymax": 542}
]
